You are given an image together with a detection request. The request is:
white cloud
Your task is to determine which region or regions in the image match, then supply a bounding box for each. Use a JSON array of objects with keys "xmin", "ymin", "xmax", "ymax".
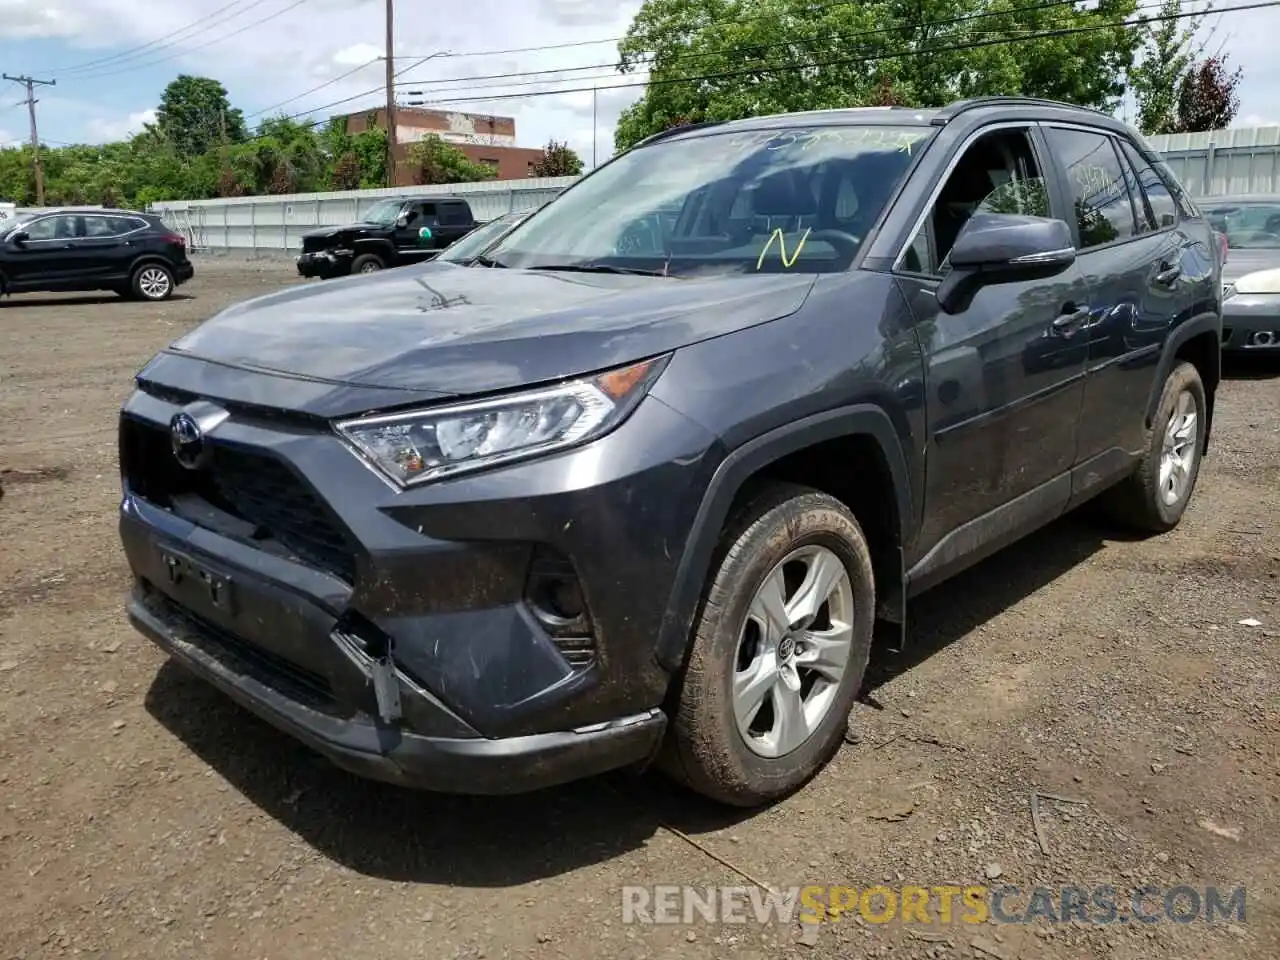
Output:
[
  {"xmin": 332, "ymin": 43, "xmax": 383, "ymax": 67},
  {"xmin": 0, "ymin": 128, "xmax": 18, "ymax": 147},
  {"xmin": 1239, "ymin": 113, "xmax": 1280, "ymax": 129},
  {"xmin": 0, "ymin": 0, "xmax": 87, "ymax": 39},
  {"xmin": 87, "ymin": 107, "xmax": 156, "ymax": 142}
]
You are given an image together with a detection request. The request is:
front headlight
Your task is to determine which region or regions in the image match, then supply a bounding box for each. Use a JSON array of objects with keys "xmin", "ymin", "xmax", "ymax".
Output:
[{"xmin": 335, "ymin": 356, "xmax": 669, "ymax": 487}]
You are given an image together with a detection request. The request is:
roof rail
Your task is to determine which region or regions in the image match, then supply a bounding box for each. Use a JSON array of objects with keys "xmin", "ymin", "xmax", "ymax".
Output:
[
  {"xmin": 632, "ymin": 120, "xmax": 727, "ymax": 149},
  {"xmin": 931, "ymin": 96, "xmax": 1106, "ymax": 125}
]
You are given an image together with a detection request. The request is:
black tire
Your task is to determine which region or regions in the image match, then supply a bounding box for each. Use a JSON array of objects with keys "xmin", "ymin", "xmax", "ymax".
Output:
[
  {"xmin": 1102, "ymin": 360, "xmax": 1207, "ymax": 534},
  {"xmin": 130, "ymin": 262, "xmax": 174, "ymax": 301},
  {"xmin": 351, "ymin": 254, "xmax": 384, "ymax": 274},
  {"xmin": 660, "ymin": 483, "xmax": 875, "ymax": 807}
]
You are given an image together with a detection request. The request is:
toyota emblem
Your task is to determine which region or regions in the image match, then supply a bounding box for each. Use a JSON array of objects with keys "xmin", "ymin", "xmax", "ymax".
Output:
[{"xmin": 170, "ymin": 412, "xmax": 206, "ymax": 470}]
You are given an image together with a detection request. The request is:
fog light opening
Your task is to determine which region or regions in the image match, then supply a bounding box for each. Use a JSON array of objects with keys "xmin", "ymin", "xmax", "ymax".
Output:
[{"xmin": 524, "ymin": 546, "xmax": 597, "ymax": 666}]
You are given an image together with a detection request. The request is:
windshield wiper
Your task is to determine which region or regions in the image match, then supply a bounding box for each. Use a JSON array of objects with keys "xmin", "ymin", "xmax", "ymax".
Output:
[
  {"xmin": 528, "ymin": 263, "xmax": 672, "ymax": 277},
  {"xmin": 472, "ymin": 254, "xmax": 508, "ymax": 268}
]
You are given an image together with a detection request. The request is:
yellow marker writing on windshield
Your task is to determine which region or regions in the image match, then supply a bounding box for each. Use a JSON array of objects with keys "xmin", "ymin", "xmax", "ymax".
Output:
[{"xmin": 756, "ymin": 227, "xmax": 812, "ymax": 270}]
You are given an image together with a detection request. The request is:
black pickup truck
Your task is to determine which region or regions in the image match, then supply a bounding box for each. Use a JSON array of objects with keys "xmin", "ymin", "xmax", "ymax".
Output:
[{"xmin": 296, "ymin": 196, "xmax": 476, "ymax": 278}]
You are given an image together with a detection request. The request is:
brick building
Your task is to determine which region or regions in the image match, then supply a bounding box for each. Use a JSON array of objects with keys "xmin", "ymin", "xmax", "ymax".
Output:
[{"xmin": 337, "ymin": 107, "xmax": 547, "ymax": 184}]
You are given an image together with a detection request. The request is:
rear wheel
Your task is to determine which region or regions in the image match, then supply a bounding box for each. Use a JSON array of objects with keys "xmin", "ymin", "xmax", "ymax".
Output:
[
  {"xmin": 131, "ymin": 263, "xmax": 174, "ymax": 301},
  {"xmin": 1102, "ymin": 360, "xmax": 1207, "ymax": 533},
  {"xmin": 351, "ymin": 254, "xmax": 384, "ymax": 274},
  {"xmin": 660, "ymin": 483, "xmax": 875, "ymax": 806}
]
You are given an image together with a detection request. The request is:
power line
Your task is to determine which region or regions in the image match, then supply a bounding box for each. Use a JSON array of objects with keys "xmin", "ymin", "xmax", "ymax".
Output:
[
  {"xmin": 2, "ymin": 73, "xmax": 56, "ymax": 204},
  {"xmin": 393, "ymin": 0, "xmax": 1085, "ymax": 92},
  {"xmin": 396, "ymin": 16, "xmax": 1129, "ymax": 101},
  {"xmin": 247, "ymin": 0, "xmax": 895, "ymax": 130},
  {"xmin": 244, "ymin": 47, "xmax": 452, "ymax": 120},
  {"xmin": 233, "ymin": 0, "xmax": 1274, "ymax": 146},
  {"xmin": 50, "ymin": 0, "xmax": 261, "ymax": 76},
  {"xmin": 61, "ymin": 0, "xmax": 309, "ymax": 82},
  {"xmin": 375, "ymin": 0, "xmax": 1280, "ymax": 110},
  {"xmin": 248, "ymin": 58, "xmax": 382, "ymax": 120},
  {"xmin": 390, "ymin": 0, "xmax": 917, "ymax": 65}
]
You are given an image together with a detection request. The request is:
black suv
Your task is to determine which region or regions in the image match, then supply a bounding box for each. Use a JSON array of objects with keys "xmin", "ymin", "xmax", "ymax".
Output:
[
  {"xmin": 118, "ymin": 98, "xmax": 1220, "ymax": 807},
  {"xmin": 2, "ymin": 208, "xmax": 193, "ymax": 300},
  {"xmin": 296, "ymin": 196, "xmax": 477, "ymax": 278}
]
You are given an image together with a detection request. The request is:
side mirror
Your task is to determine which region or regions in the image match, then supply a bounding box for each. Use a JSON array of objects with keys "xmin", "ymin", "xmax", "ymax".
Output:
[
  {"xmin": 936, "ymin": 213, "xmax": 1076, "ymax": 315},
  {"xmin": 10, "ymin": 230, "xmax": 28, "ymax": 245},
  {"xmin": 395, "ymin": 213, "xmax": 410, "ymax": 228}
]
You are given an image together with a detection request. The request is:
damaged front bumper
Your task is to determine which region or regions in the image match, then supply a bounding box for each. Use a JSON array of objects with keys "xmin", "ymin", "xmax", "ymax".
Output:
[
  {"xmin": 124, "ymin": 544, "xmax": 666, "ymax": 793},
  {"xmin": 296, "ymin": 249, "xmax": 353, "ymax": 279}
]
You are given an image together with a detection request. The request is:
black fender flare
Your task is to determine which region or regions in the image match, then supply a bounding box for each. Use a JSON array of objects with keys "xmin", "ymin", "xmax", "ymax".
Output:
[
  {"xmin": 1144, "ymin": 311, "xmax": 1221, "ymax": 450},
  {"xmin": 127, "ymin": 254, "xmax": 176, "ymax": 278},
  {"xmin": 352, "ymin": 238, "xmax": 394, "ymax": 262},
  {"xmin": 653, "ymin": 403, "xmax": 914, "ymax": 672}
]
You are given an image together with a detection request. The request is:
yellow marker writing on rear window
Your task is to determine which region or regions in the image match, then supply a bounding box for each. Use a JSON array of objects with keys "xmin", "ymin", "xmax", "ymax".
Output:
[{"xmin": 756, "ymin": 227, "xmax": 812, "ymax": 270}]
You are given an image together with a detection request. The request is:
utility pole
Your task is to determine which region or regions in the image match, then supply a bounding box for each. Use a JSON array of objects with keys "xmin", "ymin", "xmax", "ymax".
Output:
[
  {"xmin": 3, "ymin": 73, "xmax": 55, "ymax": 205},
  {"xmin": 592, "ymin": 87, "xmax": 598, "ymax": 169},
  {"xmin": 384, "ymin": 0, "xmax": 397, "ymax": 187}
]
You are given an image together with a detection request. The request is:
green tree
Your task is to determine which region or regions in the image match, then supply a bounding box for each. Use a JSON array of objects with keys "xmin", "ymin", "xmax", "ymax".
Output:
[
  {"xmin": 1130, "ymin": 0, "xmax": 1203, "ymax": 135},
  {"xmin": 331, "ymin": 151, "xmax": 362, "ymax": 189},
  {"xmin": 319, "ymin": 115, "xmax": 386, "ymax": 188},
  {"xmin": 613, "ymin": 0, "xmax": 1141, "ymax": 151},
  {"xmin": 531, "ymin": 139, "xmax": 584, "ymax": 176},
  {"xmin": 405, "ymin": 135, "xmax": 497, "ymax": 184},
  {"xmin": 155, "ymin": 75, "xmax": 248, "ymax": 157}
]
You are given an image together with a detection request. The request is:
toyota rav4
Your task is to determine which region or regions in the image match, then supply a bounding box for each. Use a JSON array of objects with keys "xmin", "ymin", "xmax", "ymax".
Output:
[{"xmin": 118, "ymin": 97, "xmax": 1221, "ymax": 807}]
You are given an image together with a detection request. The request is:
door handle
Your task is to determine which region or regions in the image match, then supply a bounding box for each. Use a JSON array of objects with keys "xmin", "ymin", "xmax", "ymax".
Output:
[
  {"xmin": 1155, "ymin": 262, "xmax": 1182, "ymax": 285},
  {"xmin": 1051, "ymin": 305, "xmax": 1091, "ymax": 334}
]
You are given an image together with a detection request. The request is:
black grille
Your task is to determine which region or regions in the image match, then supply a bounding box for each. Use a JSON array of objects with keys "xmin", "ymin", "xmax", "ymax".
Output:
[
  {"xmin": 301, "ymin": 235, "xmax": 335, "ymax": 254},
  {"xmin": 121, "ymin": 416, "xmax": 357, "ymax": 583}
]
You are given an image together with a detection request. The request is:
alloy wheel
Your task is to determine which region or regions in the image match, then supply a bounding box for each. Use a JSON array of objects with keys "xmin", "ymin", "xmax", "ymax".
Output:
[
  {"xmin": 1158, "ymin": 389, "xmax": 1199, "ymax": 507},
  {"xmin": 138, "ymin": 267, "xmax": 171, "ymax": 299},
  {"xmin": 732, "ymin": 544, "xmax": 855, "ymax": 758}
]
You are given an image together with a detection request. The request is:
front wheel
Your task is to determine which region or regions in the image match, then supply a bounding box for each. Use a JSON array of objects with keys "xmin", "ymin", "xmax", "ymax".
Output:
[
  {"xmin": 350, "ymin": 254, "xmax": 384, "ymax": 274},
  {"xmin": 131, "ymin": 263, "xmax": 174, "ymax": 301},
  {"xmin": 660, "ymin": 483, "xmax": 875, "ymax": 806}
]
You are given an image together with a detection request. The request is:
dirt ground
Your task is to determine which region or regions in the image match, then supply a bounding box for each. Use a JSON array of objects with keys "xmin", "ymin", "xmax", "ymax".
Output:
[{"xmin": 1, "ymin": 257, "xmax": 1276, "ymax": 960}]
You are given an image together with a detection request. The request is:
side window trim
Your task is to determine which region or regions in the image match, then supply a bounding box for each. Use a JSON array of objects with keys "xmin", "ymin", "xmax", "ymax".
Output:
[
  {"xmin": 1118, "ymin": 136, "xmax": 1184, "ymax": 231},
  {"xmin": 1114, "ymin": 136, "xmax": 1159, "ymax": 233},
  {"xmin": 1106, "ymin": 135, "xmax": 1143, "ymax": 237},
  {"xmin": 892, "ymin": 119, "xmax": 1048, "ymax": 280}
]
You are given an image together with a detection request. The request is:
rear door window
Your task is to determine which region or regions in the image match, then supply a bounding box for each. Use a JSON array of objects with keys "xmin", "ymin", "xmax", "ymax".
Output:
[{"xmin": 1044, "ymin": 127, "xmax": 1139, "ymax": 249}]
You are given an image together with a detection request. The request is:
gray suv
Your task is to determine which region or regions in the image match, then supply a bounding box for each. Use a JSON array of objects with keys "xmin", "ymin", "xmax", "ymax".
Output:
[{"xmin": 118, "ymin": 97, "xmax": 1220, "ymax": 807}]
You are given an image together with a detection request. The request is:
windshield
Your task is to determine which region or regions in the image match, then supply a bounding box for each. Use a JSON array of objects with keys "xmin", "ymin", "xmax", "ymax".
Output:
[
  {"xmin": 360, "ymin": 199, "xmax": 404, "ymax": 226},
  {"xmin": 486, "ymin": 123, "xmax": 934, "ymax": 277},
  {"xmin": 440, "ymin": 211, "xmax": 526, "ymax": 263},
  {"xmin": 1201, "ymin": 201, "xmax": 1280, "ymax": 249}
]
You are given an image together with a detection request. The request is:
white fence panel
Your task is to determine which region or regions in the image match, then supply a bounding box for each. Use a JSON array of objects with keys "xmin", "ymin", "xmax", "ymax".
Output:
[
  {"xmin": 1148, "ymin": 126, "xmax": 1280, "ymax": 198},
  {"xmin": 148, "ymin": 176, "xmax": 579, "ymax": 254}
]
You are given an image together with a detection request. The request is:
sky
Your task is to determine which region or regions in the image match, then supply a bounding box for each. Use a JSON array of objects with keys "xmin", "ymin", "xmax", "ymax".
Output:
[{"xmin": 0, "ymin": 0, "xmax": 1278, "ymax": 168}]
